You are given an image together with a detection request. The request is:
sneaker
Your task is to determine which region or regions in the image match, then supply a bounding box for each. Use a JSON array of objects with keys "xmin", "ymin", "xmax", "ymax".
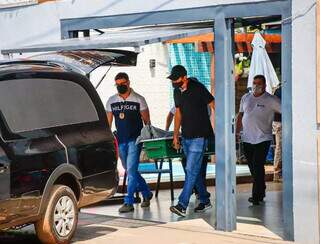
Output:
[
  {"xmin": 119, "ymin": 204, "xmax": 134, "ymax": 213},
  {"xmin": 248, "ymin": 195, "xmax": 264, "ymax": 202},
  {"xmin": 134, "ymin": 194, "xmax": 142, "ymax": 203},
  {"xmin": 248, "ymin": 197, "xmax": 261, "ymax": 205},
  {"xmin": 170, "ymin": 204, "xmax": 186, "ymax": 217},
  {"xmin": 194, "ymin": 202, "xmax": 212, "ymax": 213},
  {"xmin": 141, "ymin": 192, "xmax": 153, "ymax": 208}
]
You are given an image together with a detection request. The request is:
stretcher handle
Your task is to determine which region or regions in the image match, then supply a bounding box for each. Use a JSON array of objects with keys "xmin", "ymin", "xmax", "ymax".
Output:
[{"xmin": 143, "ymin": 146, "xmax": 163, "ymax": 151}]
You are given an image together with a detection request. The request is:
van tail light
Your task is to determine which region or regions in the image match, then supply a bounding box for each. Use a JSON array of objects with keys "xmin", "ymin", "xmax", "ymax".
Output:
[{"xmin": 113, "ymin": 136, "xmax": 119, "ymax": 160}]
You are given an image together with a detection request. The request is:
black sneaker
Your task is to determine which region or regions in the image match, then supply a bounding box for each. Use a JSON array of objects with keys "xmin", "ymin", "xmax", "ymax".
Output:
[
  {"xmin": 170, "ymin": 204, "xmax": 186, "ymax": 217},
  {"xmin": 141, "ymin": 192, "xmax": 153, "ymax": 208},
  {"xmin": 134, "ymin": 195, "xmax": 142, "ymax": 203},
  {"xmin": 194, "ymin": 202, "xmax": 212, "ymax": 213},
  {"xmin": 248, "ymin": 197, "xmax": 261, "ymax": 205}
]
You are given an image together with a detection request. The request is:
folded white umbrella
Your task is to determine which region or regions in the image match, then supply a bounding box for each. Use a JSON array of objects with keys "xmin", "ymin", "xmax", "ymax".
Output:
[{"xmin": 247, "ymin": 32, "xmax": 280, "ymax": 93}]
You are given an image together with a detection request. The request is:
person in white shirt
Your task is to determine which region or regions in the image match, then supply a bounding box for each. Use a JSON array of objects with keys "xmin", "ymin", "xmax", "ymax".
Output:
[
  {"xmin": 236, "ymin": 75, "xmax": 281, "ymax": 205},
  {"xmin": 165, "ymin": 106, "xmax": 176, "ymax": 131}
]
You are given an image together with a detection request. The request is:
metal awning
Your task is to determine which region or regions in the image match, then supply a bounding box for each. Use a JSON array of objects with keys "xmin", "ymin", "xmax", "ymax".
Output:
[{"xmin": 1, "ymin": 26, "xmax": 213, "ymax": 55}]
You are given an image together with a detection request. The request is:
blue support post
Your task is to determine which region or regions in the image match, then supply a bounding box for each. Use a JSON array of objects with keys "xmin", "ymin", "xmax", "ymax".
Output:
[
  {"xmin": 214, "ymin": 16, "xmax": 237, "ymax": 231},
  {"xmin": 282, "ymin": 1, "xmax": 294, "ymax": 240}
]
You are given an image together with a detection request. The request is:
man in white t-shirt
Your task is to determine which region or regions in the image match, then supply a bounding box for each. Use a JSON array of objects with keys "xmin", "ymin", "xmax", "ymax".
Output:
[{"xmin": 236, "ymin": 74, "xmax": 281, "ymax": 205}]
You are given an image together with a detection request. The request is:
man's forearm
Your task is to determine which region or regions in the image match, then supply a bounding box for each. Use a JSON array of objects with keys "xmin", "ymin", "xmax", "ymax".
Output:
[
  {"xmin": 236, "ymin": 113, "xmax": 243, "ymax": 134},
  {"xmin": 143, "ymin": 118, "xmax": 151, "ymax": 125},
  {"xmin": 165, "ymin": 113, "xmax": 174, "ymax": 131},
  {"xmin": 141, "ymin": 110, "xmax": 151, "ymax": 125},
  {"xmin": 174, "ymin": 112, "xmax": 181, "ymax": 138},
  {"xmin": 209, "ymin": 101, "xmax": 215, "ymax": 130},
  {"xmin": 107, "ymin": 113, "xmax": 113, "ymax": 127}
]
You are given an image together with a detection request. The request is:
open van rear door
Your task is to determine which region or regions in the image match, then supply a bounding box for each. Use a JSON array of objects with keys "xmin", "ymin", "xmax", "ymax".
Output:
[{"xmin": 27, "ymin": 49, "xmax": 138, "ymax": 76}]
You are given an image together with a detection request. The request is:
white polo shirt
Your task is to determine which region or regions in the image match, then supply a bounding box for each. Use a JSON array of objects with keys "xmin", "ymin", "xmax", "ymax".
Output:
[{"xmin": 239, "ymin": 92, "xmax": 281, "ymax": 144}]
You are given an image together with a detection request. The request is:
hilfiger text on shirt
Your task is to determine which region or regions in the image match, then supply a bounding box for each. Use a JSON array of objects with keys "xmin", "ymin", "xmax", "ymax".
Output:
[{"xmin": 112, "ymin": 104, "xmax": 138, "ymax": 111}]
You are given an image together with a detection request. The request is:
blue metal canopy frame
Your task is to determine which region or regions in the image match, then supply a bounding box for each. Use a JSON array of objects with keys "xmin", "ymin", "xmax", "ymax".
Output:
[
  {"xmin": 2, "ymin": 0, "xmax": 294, "ymax": 240},
  {"xmin": 214, "ymin": 15, "xmax": 237, "ymax": 232},
  {"xmin": 1, "ymin": 27, "xmax": 213, "ymax": 55},
  {"xmin": 60, "ymin": 0, "xmax": 288, "ymax": 39},
  {"xmin": 59, "ymin": 0, "xmax": 294, "ymax": 240}
]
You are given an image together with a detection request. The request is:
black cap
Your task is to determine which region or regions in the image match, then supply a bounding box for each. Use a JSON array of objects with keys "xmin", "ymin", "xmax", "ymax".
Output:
[{"xmin": 167, "ymin": 65, "xmax": 187, "ymax": 80}]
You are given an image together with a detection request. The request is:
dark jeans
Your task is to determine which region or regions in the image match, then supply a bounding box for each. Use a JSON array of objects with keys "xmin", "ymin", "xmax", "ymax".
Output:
[{"xmin": 243, "ymin": 141, "xmax": 271, "ymax": 200}]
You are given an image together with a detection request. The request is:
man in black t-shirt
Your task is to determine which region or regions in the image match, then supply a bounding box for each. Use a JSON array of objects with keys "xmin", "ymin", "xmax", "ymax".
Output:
[
  {"xmin": 168, "ymin": 65, "xmax": 215, "ymax": 217},
  {"xmin": 165, "ymin": 106, "xmax": 211, "ymax": 199}
]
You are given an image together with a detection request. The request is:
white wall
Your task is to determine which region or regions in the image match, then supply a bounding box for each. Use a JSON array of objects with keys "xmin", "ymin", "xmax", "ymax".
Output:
[
  {"xmin": 56, "ymin": 0, "xmax": 274, "ymax": 19},
  {"xmin": 90, "ymin": 43, "xmax": 172, "ymax": 130},
  {"xmin": 0, "ymin": 3, "xmax": 60, "ymax": 51},
  {"xmin": 292, "ymin": 0, "xmax": 319, "ymax": 243},
  {"xmin": 0, "ymin": 0, "xmax": 275, "ymax": 52}
]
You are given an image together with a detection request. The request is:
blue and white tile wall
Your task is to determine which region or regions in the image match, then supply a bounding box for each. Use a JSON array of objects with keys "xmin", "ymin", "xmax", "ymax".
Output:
[{"xmin": 168, "ymin": 43, "xmax": 212, "ymax": 89}]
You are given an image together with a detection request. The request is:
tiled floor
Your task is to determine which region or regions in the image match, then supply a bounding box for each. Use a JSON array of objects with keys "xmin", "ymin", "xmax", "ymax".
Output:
[
  {"xmin": 72, "ymin": 218, "xmax": 291, "ymax": 244},
  {"xmin": 0, "ymin": 182, "xmax": 284, "ymax": 243},
  {"xmin": 82, "ymin": 182, "xmax": 284, "ymax": 239}
]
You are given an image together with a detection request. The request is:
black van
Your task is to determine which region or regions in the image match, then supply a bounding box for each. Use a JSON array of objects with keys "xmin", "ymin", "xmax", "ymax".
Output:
[{"xmin": 0, "ymin": 49, "xmax": 137, "ymax": 244}]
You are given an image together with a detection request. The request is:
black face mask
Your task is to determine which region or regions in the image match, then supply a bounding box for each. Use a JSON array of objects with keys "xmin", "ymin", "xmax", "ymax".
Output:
[
  {"xmin": 172, "ymin": 81, "xmax": 183, "ymax": 89},
  {"xmin": 117, "ymin": 84, "xmax": 128, "ymax": 94}
]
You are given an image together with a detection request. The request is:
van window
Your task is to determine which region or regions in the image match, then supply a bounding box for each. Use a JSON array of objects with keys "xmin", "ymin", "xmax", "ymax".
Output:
[{"xmin": 0, "ymin": 78, "xmax": 99, "ymax": 133}]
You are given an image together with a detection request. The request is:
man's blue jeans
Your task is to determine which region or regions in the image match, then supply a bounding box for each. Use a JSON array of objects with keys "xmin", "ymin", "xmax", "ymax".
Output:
[
  {"xmin": 178, "ymin": 137, "xmax": 210, "ymax": 209},
  {"xmin": 119, "ymin": 140, "xmax": 151, "ymax": 205}
]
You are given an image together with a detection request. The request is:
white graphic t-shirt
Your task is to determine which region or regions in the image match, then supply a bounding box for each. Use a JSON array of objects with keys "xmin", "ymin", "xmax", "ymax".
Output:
[
  {"xmin": 106, "ymin": 89, "xmax": 148, "ymax": 143},
  {"xmin": 239, "ymin": 92, "xmax": 281, "ymax": 144}
]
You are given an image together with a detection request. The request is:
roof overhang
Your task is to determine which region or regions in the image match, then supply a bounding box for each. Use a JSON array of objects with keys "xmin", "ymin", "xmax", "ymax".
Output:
[{"xmin": 1, "ymin": 26, "xmax": 213, "ymax": 55}]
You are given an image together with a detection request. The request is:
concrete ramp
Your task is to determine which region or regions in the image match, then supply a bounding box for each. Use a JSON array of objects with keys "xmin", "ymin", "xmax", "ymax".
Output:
[{"xmin": 74, "ymin": 218, "xmax": 293, "ymax": 244}]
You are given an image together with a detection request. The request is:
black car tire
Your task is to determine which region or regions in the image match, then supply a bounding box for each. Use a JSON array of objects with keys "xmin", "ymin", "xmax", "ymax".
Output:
[{"xmin": 35, "ymin": 185, "xmax": 78, "ymax": 244}]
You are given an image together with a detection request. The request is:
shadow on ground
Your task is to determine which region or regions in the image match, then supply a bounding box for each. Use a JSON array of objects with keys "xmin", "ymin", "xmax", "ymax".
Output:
[
  {"xmin": 72, "ymin": 225, "xmax": 118, "ymax": 242},
  {"xmin": 0, "ymin": 213, "xmax": 157, "ymax": 243},
  {"xmin": 0, "ymin": 231, "xmax": 41, "ymax": 244}
]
